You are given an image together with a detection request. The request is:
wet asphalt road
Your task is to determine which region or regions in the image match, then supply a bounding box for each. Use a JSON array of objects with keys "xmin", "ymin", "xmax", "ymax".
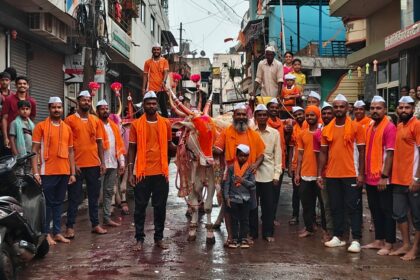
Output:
[{"xmin": 18, "ymin": 163, "xmax": 420, "ymax": 280}]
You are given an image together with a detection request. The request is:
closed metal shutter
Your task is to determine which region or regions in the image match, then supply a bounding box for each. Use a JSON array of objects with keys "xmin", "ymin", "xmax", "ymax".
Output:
[
  {"xmin": 28, "ymin": 44, "xmax": 64, "ymax": 122},
  {"xmin": 10, "ymin": 39, "xmax": 27, "ymax": 90}
]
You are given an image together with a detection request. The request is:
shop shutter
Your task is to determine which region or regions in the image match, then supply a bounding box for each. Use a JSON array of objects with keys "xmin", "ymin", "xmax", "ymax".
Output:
[{"xmin": 10, "ymin": 39, "xmax": 27, "ymax": 91}]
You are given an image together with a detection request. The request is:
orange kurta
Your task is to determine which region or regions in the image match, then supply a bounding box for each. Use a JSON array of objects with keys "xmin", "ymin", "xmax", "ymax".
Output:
[
  {"xmin": 267, "ymin": 117, "xmax": 286, "ymax": 169},
  {"xmin": 214, "ymin": 125, "xmax": 265, "ymax": 165}
]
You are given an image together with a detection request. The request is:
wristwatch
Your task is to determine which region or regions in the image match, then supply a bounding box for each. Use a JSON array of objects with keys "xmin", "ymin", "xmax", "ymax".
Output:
[{"xmin": 380, "ymin": 174, "xmax": 389, "ymax": 179}]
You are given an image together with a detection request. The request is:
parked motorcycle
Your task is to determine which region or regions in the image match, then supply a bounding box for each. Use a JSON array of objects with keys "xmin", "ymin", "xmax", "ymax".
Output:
[{"xmin": 0, "ymin": 153, "xmax": 49, "ymax": 279}]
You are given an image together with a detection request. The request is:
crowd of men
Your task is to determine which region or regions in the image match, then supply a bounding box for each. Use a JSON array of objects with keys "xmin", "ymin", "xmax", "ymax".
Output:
[{"xmin": 1, "ymin": 43, "xmax": 420, "ymax": 264}]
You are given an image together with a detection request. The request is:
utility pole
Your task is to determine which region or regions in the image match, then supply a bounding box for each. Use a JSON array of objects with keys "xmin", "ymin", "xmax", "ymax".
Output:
[
  {"xmin": 177, "ymin": 22, "xmax": 183, "ymax": 94},
  {"xmin": 82, "ymin": 0, "xmax": 99, "ymax": 90}
]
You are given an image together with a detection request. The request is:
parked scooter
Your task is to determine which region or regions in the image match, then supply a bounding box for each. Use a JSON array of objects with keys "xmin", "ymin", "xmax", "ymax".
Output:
[{"xmin": 0, "ymin": 153, "xmax": 49, "ymax": 279}]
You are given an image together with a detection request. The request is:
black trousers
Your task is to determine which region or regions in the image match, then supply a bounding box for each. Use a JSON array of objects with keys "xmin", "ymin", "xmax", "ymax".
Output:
[
  {"xmin": 292, "ymin": 174, "xmax": 300, "ymax": 218},
  {"xmin": 326, "ymin": 178, "xmax": 363, "ymax": 240},
  {"xmin": 299, "ymin": 180, "xmax": 326, "ymax": 232},
  {"xmin": 157, "ymin": 91, "xmax": 168, "ymax": 118},
  {"xmin": 273, "ymin": 173, "xmax": 284, "ymax": 220},
  {"xmin": 134, "ymin": 175, "xmax": 169, "ymax": 242},
  {"xmin": 366, "ymin": 184, "xmax": 396, "ymax": 243},
  {"xmin": 250, "ymin": 181, "xmax": 275, "ymax": 238},
  {"xmin": 229, "ymin": 201, "xmax": 251, "ymax": 242}
]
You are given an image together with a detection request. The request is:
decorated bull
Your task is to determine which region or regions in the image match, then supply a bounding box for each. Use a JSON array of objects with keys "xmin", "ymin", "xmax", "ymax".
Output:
[{"xmin": 168, "ymin": 89, "xmax": 226, "ymax": 244}]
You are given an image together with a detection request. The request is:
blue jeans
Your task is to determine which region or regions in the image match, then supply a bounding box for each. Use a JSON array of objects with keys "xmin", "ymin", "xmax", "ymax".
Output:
[
  {"xmin": 42, "ymin": 175, "xmax": 69, "ymax": 235},
  {"xmin": 66, "ymin": 166, "xmax": 101, "ymax": 228}
]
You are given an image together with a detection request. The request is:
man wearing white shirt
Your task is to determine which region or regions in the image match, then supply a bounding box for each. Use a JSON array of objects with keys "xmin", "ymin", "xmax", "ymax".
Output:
[{"xmin": 97, "ymin": 100, "xmax": 126, "ymax": 226}]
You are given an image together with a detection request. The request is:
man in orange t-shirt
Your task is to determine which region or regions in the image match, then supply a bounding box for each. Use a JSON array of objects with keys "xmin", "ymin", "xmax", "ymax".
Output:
[
  {"xmin": 295, "ymin": 106, "xmax": 326, "ymax": 238},
  {"xmin": 32, "ymin": 97, "xmax": 76, "ymax": 246},
  {"xmin": 353, "ymin": 100, "xmax": 371, "ymax": 133},
  {"xmin": 64, "ymin": 90, "xmax": 107, "ymax": 238},
  {"xmin": 142, "ymin": 44, "xmax": 170, "ymax": 117},
  {"xmin": 390, "ymin": 96, "xmax": 420, "ymax": 261},
  {"xmin": 288, "ymin": 106, "xmax": 305, "ymax": 225},
  {"xmin": 127, "ymin": 91, "xmax": 175, "ymax": 251},
  {"xmin": 317, "ymin": 94, "xmax": 366, "ymax": 253}
]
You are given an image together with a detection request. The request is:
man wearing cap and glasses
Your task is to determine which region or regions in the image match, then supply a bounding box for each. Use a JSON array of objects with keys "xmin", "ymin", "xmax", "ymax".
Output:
[
  {"xmin": 96, "ymin": 100, "xmax": 126, "ymax": 227},
  {"xmin": 254, "ymin": 46, "xmax": 284, "ymax": 98},
  {"xmin": 317, "ymin": 94, "xmax": 366, "ymax": 253},
  {"xmin": 127, "ymin": 91, "xmax": 176, "ymax": 251},
  {"xmin": 249, "ymin": 104, "xmax": 281, "ymax": 242},
  {"xmin": 64, "ymin": 90, "xmax": 107, "ymax": 238},
  {"xmin": 361, "ymin": 96, "xmax": 396, "ymax": 256},
  {"xmin": 142, "ymin": 44, "xmax": 170, "ymax": 118},
  {"xmin": 32, "ymin": 97, "xmax": 76, "ymax": 245},
  {"xmin": 389, "ymin": 96, "xmax": 420, "ymax": 261}
]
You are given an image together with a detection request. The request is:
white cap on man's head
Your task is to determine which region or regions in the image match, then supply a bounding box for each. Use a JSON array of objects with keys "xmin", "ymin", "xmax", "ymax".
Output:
[
  {"xmin": 255, "ymin": 104, "xmax": 268, "ymax": 112},
  {"xmin": 371, "ymin": 95, "xmax": 386, "ymax": 103},
  {"xmin": 152, "ymin": 43, "xmax": 161, "ymax": 49},
  {"xmin": 144, "ymin": 91, "xmax": 157, "ymax": 100},
  {"xmin": 268, "ymin": 98, "xmax": 278, "ymax": 104},
  {"xmin": 333, "ymin": 93, "xmax": 348, "ymax": 102},
  {"xmin": 97, "ymin": 100, "xmax": 108, "ymax": 107},
  {"xmin": 399, "ymin": 96, "xmax": 415, "ymax": 103},
  {"xmin": 353, "ymin": 100, "xmax": 365, "ymax": 108},
  {"xmin": 265, "ymin": 45, "xmax": 275, "ymax": 52},
  {"xmin": 321, "ymin": 101, "xmax": 332, "ymax": 110},
  {"xmin": 48, "ymin": 97, "xmax": 62, "ymax": 104},
  {"xmin": 237, "ymin": 144, "xmax": 250, "ymax": 155},
  {"xmin": 292, "ymin": 106, "xmax": 304, "ymax": 113},
  {"xmin": 233, "ymin": 103, "xmax": 247, "ymax": 111},
  {"xmin": 308, "ymin": 91, "xmax": 321, "ymax": 100},
  {"xmin": 284, "ymin": 73, "xmax": 296, "ymax": 80},
  {"xmin": 78, "ymin": 90, "xmax": 91, "ymax": 98}
]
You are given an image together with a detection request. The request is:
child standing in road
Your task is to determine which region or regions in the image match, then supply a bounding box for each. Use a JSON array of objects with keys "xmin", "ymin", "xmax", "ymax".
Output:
[
  {"xmin": 223, "ymin": 144, "xmax": 256, "ymax": 249},
  {"xmin": 9, "ymin": 100, "xmax": 34, "ymax": 174}
]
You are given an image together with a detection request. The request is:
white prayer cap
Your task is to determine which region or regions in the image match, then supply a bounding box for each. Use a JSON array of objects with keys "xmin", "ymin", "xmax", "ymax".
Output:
[
  {"xmin": 152, "ymin": 43, "xmax": 161, "ymax": 49},
  {"xmin": 321, "ymin": 101, "xmax": 332, "ymax": 110},
  {"xmin": 265, "ymin": 45, "xmax": 275, "ymax": 53},
  {"xmin": 78, "ymin": 90, "xmax": 91, "ymax": 98},
  {"xmin": 308, "ymin": 91, "xmax": 320, "ymax": 100},
  {"xmin": 292, "ymin": 106, "xmax": 304, "ymax": 113},
  {"xmin": 371, "ymin": 95, "xmax": 385, "ymax": 103},
  {"xmin": 284, "ymin": 73, "xmax": 296, "ymax": 80},
  {"xmin": 268, "ymin": 98, "xmax": 278, "ymax": 104},
  {"xmin": 233, "ymin": 102, "xmax": 247, "ymax": 111},
  {"xmin": 399, "ymin": 96, "xmax": 415, "ymax": 103},
  {"xmin": 255, "ymin": 104, "xmax": 268, "ymax": 112},
  {"xmin": 48, "ymin": 96, "xmax": 62, "ymax": 104},
  {"xmin": 333, "ymin": 93, "xmax": 348, "ymax": 102},
  {"xmin": 96, "ymin": 99, "xmax": 108, "ymax": 107},
  {"xmin": 144, "ymin": 91, "xmax": 157, "ymax": 100},
  {"xmin": 237, "ymin": 144, "xmax": 250, "ymax": 155},
  {"xmin": 353, "ymin": 100, "xmax": 366, "ymax": 108},
  {"xmin": 178, "ymin": 96, "xmax": 184, "ymax": 101}
]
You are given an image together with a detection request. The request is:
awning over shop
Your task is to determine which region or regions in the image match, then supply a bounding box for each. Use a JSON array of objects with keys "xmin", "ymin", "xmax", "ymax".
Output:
[{"xmin": 162, "ymin": 30, "xmax": 178, "ymax": 47}]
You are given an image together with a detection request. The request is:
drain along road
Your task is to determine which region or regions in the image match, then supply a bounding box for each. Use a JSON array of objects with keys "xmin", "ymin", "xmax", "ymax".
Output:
[{"xmin": 18, "ymin": 164, "xmax": 420, "ymax": 280}]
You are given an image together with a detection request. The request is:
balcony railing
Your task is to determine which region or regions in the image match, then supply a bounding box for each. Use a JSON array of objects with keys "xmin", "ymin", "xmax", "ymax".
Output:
[
  {"xmin": 297, "ymin": 40, "xmax": 352, "ymax": 57},
  {"xmin": 108, "ymin": 0, "xmax": 131, "ymax": 34}
]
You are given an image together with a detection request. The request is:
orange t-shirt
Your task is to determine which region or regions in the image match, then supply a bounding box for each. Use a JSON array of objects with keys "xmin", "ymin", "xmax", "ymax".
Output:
[
  {"xmin": 214, "ymin": 129, "xmax": 250, "ymax": 165},
  {"xmin": 281, "ymin": 85, "xmax": 301, "ymax": 111},
  {"xmin": 391, "ymin": 117, "xmax": 420, "ymax": 186},
  {"xmin": 144, "ymin": 57, "xmax": 169, "ymax": 92},
  {"xmin": 267, "ymin": 118, "xmax": 286, "ymax": 169},
  {"xmin": 65, "ymin": 114, "xmax": 103, "ymax": 168},
  {"xmin": 354, "ymin": 116, "xmax": 371, "ymax": 134},
  {"xmin": 32, "ymin": 121, "xmax": 73, "ymax": 175},
  {"xmin": 297, "ymin": 129, "xmax": 318, "ymax": 177},
  {"xmin": 321, "ymin": 123, "xmax": 365, "ymax": 178},
  {"xmin": 290, "ymin": 122, "xmax": 304, "ymax": 171},
  {"xmin": 129, "ymin": 120, "xmax": 172, "ymax": 176}
]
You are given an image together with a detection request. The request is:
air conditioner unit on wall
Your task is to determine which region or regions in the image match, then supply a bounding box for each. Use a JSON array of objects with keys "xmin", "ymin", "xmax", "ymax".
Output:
[{"xmin": 28, "ymin": 13, "xmax": 68, "ymax": 43}]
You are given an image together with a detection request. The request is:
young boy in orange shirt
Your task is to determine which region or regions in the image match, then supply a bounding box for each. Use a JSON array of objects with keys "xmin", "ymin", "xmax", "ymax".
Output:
[{"xmin": 281, "ymin": 73, "xmax": 302, "ymax": 118}]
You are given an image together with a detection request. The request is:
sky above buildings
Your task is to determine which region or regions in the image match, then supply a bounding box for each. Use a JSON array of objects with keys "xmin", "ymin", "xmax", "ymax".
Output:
[{"xmin": 168, "ymin": 0, "xmax": 248, "ymax": 59}]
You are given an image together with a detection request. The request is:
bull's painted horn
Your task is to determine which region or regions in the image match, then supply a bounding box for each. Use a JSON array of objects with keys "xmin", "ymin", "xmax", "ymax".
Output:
[
  {"xmin": 168, "ymin": 90, "xmax": 187, "ymax": 117},
  {"xmin": 203, "ymin": 92, "xmax": 213, "ymax": 115},
  {"xmin": 168, "ymin": 88, "xmax": 194, "ymax": 116},
  {"xmin": 116, "ymin": 95, "xmax": 122, "ymax": 116}
]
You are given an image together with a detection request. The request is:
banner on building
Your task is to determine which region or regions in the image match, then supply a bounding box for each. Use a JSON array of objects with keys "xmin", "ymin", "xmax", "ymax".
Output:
[
  {"xmin": 64, "ymin": 50, "xmax": 106, "ymax": 83},
  {"xmin": 385, "ymin": 20, "xmax": 420, "ymax": 50}
]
